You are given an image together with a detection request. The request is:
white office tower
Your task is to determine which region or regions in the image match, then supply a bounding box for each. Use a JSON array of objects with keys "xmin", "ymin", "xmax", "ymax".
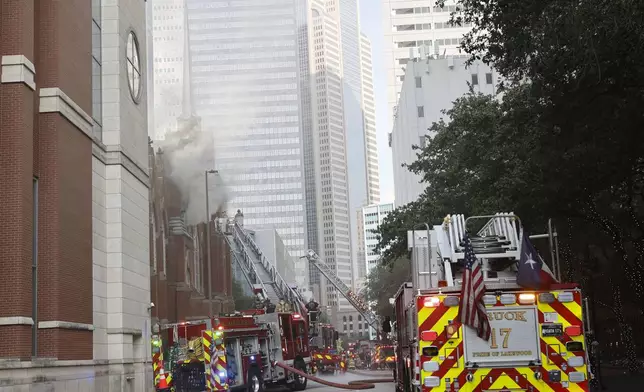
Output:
[
  {"xmin": 390, "ymin": 58, "xmax": 499, "ymax": 205},
  {"xmin": 362, "ymin": 203, "xmax": 395, "ymax": 274},
  {"xmin": 307, "ymin": 1, "xmax": 353, "ymax": 312},
  {"xmin": 359, "ymin": 33, "xmax": 380, "ymax": 205},
  {"xmin": 382, "ymin": 0, "xmax": 474, "ymax": 131},
  {"xmin": 150, "ymin": 0, "xmax": 186, "ymax": 141}
]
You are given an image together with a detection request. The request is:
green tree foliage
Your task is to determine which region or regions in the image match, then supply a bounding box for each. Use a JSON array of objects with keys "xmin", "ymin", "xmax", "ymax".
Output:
[
  {"xmin": 364, "ymin": 257, "xmax": 411, "ymax": 320},
  {"xmin": 231, "ymin": 279, "xmax": 255, "ymax": 311},
  {"xmin": 373, "ymin": 0, "xmax": 644, "ymax": 371}
]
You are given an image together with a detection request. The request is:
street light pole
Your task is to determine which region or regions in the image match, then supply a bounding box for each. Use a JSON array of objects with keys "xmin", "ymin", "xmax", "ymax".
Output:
[{"xmin": 205, "ymin": 169, "xmax": 218, "ymax": 318}]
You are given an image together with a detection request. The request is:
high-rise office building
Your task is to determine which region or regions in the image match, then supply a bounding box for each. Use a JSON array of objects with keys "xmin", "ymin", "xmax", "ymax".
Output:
[
  {"xmin": 363, "ymin": 203, "xmax": 395, "ymax": 273},
  {"xmin": 307, "ymin": 0, "xmax": 352, "ymax": 310},
  {"xmin": 183, "ymin": 0, "xmax": 309, "ymax": 257},
  {"xmin": 390, "ymin": 58, "xmax": 499, "ymax": 205},
  {"xmin": 361, "ymin": 202, "xmax": 394, "ymax": 340},
  {"xmin": 359, "ymin": 32, "xmax": 380, "ymax": 204},
  {"xmin": 382, "ymin": 0, "xmax": 473, "ymax": 127},
  {"xmin": 150, "ymin": 0, "xmax": 186, "ymax": 141}
]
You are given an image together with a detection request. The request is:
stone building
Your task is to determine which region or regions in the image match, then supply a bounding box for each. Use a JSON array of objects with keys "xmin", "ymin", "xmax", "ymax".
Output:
[{"xmin": 0, "ymin": 0, "xmax": 152, "ymax": 390}]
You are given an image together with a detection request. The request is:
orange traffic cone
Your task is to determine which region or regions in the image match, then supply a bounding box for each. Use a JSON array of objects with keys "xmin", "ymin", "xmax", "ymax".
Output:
[{"xmin": 157, "ymin": 371, "xmax": 171, "ymax": 390}]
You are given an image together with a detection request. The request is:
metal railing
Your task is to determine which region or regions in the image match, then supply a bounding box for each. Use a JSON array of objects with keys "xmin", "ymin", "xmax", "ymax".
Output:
[
  {"xmin": 218, "ymin": 222, "xmax": 269, "ymax": 300},
  {"xmin": 304, "ymin": 250, "xmax": 379, "ymax": 330},
  {"xmin": 232, "ymin": 221, "xmax": 305, "ymax": 310}
]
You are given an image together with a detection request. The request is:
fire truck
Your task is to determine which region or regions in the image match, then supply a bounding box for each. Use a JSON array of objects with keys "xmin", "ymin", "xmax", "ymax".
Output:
[
  {"xmin": 152, "ymin": 310, "xmax": 311, "ymax": 392},
  {"xmin": 372, "ymin": 344, "xmax": 396, "ymax": 370},
  {"xmin": 310, "ymin": 323, "xmax": 341, "ymax": 374},
  {"xmin": 394, "ymin": 213, "xmax": 593, "ymax": 392}
]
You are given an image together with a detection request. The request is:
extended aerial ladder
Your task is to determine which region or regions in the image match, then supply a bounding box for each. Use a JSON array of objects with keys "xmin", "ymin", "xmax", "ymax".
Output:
[
  {"xmin": 217, "ymin": 216, "xmax": 308, "ymax": 315},
  {"xmin": 302, "ymin": 250, "xmax": 380, "ymax": 332}
]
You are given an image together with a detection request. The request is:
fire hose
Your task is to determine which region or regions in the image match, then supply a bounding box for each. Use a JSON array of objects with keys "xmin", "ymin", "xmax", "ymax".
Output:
[
  {"xmin": 275, "ymin": 362, "xmax": 394, "ymax": 390},
  {"xmin": 347, "ymin": 370, "xmax": 392, "ymax": 378}
]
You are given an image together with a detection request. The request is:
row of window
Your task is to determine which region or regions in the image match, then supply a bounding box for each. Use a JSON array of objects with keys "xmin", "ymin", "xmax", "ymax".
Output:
[
  {"xmin": 392, "ymin": 5, "xmax": 461, "ymax": 15},
  {"xmin": 394, "ymin": 21, "xmax": 472, "ymax": 31}
]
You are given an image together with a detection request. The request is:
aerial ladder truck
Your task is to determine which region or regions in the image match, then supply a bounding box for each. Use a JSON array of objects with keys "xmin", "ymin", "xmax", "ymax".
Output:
[
  {"xmin": 302, "ymin": 250, "xmax": 384, "ymax": 338},
  {"xmin": 394, "ymin": 213, "xmax": 593, "ymax": 392}
]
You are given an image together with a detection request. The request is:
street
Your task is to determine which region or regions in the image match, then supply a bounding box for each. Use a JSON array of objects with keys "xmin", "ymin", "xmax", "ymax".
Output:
[
  {"xmin": 310, "ymin": 373, "xmax": 394, "ymax": 392},
  {"xmin": 298, "ymin": 371, "xmax": 394, "ymax": 392}
]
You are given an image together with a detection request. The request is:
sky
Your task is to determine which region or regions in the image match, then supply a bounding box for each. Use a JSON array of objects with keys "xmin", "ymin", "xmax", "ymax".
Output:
[{"xmin": 359, "ymin": 1, "xmax": 395, "ymax": 205}]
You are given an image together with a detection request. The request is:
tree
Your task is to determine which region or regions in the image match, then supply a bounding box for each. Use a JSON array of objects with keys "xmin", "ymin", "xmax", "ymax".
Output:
[
  {"xmin": 375, "ymin": 85, "xmax": 644, "ymax": 369},
  {"xmin": 231, "ymin": 279, "xmax": 255, "ymax": 311},
  {"xmin": 364, "ymin": 257, "xmax": 412, "ymax": 319},
  {"xmin": 436, "ymin": 0, "xmax": 644, "ymax": 371}
]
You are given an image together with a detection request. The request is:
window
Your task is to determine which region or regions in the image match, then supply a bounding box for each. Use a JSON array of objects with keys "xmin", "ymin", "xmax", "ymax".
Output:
[
  {"xmin": 415, "ymin": 77, "xmax": 422, "ymax": 88},
  {"xmin": 486, "ymin": 72, "xmax": 493, "ymax": 85},
  {"xmin": 419, "ymin": 136, "xmax": 427, "ymax": 148},
  {"xmin": 126, "ymin": 31, "xmax": 142, "ymax": 102},
  {"xmin": 417, "ymin": 106, "xmax": 425, "ymax": 118},
  {"xmin": 471, "ymin": 74, "xmax": 479, "ymax": 85},
  {"xmin": 395, "ymin": 24, "xmax": 415, "ymax": 31}
]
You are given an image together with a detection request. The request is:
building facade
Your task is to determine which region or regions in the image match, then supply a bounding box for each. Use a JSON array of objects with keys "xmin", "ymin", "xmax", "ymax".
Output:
[
  {"xmin": 361, "ymin": 202, "xmax": 394, "ymax": 339},
  {"xmin": 184, "ymin": 0, "xmax": 309, "ymax": 258},
  {"xmin": 0, "ymin": 0, "xmax": 152, "ymax": 389},
  {"xmin": 363, "ymin": 203, "xmax": 395, "ymax": 274},
  {"xmin": 382, "ymin": 0, "xmax": 473, "ymax": 130},
  {"xmin": 149, "ymin": 146, "xmax": 234, "ymax": 326},
  {"xmin": 390, "ymin": 58, "xmax": 499, "ymax": 205},
  {"xmin": 307, "ymin": 0, "xmax": 352, "ymax": 312},
  {"xmin": 150, "ymin": 0, "xmax": 185, "ymax": 141},
  {"xmin": 359, "ymin": 33, "xmax": 381, "ymax": 204}
]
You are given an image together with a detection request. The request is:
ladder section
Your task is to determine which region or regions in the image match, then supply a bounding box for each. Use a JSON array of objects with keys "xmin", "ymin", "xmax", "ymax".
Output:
[
  {"xmin": 231, "ymin": 221, "xmax": 305, "ymax": 313},
  {"xmin": 303, "ymin": 250, "xmax": 379, "ymax": 330},
  {"xmin": 442, "ymin": 212, "xmax": 521, "ymax": 261},
  {"xmin": 220, "ymin": 228, "xmax": 268, "ymax": 300}
]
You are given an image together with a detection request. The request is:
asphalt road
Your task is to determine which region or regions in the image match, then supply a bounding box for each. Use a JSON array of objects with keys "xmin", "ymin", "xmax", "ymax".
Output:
[{"xmin": 306, "ymin": 370, "xmax": 395, "ymax": 392}]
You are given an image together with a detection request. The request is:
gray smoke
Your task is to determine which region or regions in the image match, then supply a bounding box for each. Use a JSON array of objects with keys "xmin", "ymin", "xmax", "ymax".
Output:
[{"xmin": 154, "ymin": 118, "xmax": 228, "ymax": 226}]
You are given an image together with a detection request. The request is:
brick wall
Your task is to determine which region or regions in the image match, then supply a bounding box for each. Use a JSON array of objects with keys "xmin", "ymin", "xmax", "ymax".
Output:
[
  {"xmin": 149, "ymin": 147, "xmax": 233, "ymax": 326},
  {"xmin": 0, "ymin": 0, "xmax": 93, "ymax": 360}
]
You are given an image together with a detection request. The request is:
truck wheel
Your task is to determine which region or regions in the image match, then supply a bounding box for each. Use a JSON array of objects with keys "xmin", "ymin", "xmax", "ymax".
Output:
[
  {"xmin": 247, "ymin": 367, "xmax": 264, "ymax": 392},
  {"xmin": 292, "ymin": 360, "xmax": 308, "ymax": 391}
]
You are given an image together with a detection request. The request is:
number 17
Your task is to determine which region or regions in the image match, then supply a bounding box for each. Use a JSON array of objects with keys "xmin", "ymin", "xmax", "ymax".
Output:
[{"xmin": 490, "ymin": 328, "xmax": 512, "ymax": 349}]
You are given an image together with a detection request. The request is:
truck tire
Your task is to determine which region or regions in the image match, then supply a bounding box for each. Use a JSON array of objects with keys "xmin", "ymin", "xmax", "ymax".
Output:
[
  {"xmin": 292, "ymin": 359, "xmax": 308, "ymax": 391},
  {"xmin": 247, "ymin": 366, "xmax": 264, "ymax": 392}
]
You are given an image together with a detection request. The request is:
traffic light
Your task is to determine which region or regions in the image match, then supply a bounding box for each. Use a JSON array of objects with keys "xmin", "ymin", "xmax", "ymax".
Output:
[{"xmin": 334, "ymin": 331, "xmax": 339, "ymax": 341}]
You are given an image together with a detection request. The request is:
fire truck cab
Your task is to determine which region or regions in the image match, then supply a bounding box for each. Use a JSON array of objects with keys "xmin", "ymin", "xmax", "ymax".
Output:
[
  {"xmin": 372, "ymin": 344, "xmax": 396, "ymax": 370},
  {"xmin": 395, "ymin": 213, "xmax": 593, "ymax": 392},
  {"xmin": 310, "ymin": 323, "xmax": 340, "ymax": 374},
  {"xmin": 153, "ymin": 310, "xmax": 310, "ymax": 392}
]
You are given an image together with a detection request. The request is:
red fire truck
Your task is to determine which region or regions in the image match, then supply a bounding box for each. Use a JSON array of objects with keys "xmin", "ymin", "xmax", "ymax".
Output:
[
  {"xmin": 394, "ymin": 213, "xmax": 592, "ymax": 392},
  {"xmin": 310, "ymin": 323, "xmax": 340, "ymax": 374},
  {"xmin": 152, "ymin": 310, "xmax": 311, "ymax": 392}
]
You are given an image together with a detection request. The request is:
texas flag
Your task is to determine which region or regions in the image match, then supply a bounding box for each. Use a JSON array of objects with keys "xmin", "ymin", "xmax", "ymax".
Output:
[{"xmin": 516, "ymin": 233, "xmax": 558, "ymax": 290}]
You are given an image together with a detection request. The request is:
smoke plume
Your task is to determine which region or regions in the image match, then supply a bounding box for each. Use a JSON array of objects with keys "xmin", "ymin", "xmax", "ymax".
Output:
[{"xmin": 154, "ymin": 118, "xmax": 228, "ymax": 226}]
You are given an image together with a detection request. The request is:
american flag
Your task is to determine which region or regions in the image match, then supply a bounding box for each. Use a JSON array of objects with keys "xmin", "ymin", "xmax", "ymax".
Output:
[{"xmin": 458, "ymin": 233, "xmax": 491, "ymax": 341}]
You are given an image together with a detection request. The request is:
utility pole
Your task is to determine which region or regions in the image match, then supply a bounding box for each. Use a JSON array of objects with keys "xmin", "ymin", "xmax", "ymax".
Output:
[{"xmin": 205, "ymin": 169, "xmax": 218, "ymax": 317}]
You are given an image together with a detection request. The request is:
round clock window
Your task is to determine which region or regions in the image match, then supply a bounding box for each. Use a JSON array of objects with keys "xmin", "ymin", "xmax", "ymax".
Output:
[{"xmin": 126, "ymin": 31, "xmax": 141, "ymax": 102}]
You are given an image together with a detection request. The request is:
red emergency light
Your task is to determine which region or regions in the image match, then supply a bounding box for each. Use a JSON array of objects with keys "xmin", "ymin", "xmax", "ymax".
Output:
[
  {"xmin": 565, "ymin": 325, "xmax": 582, "ymax": 336},
  {"xmin": 421, "ymin": 331, "xmax": 438, "ymax": 341}
]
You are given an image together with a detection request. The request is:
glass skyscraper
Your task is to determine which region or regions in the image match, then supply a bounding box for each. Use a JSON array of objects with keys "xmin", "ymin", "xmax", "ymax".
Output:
[{"xmin": 186, "ymin": 0, "xmax": 308, "ymax": 256}]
